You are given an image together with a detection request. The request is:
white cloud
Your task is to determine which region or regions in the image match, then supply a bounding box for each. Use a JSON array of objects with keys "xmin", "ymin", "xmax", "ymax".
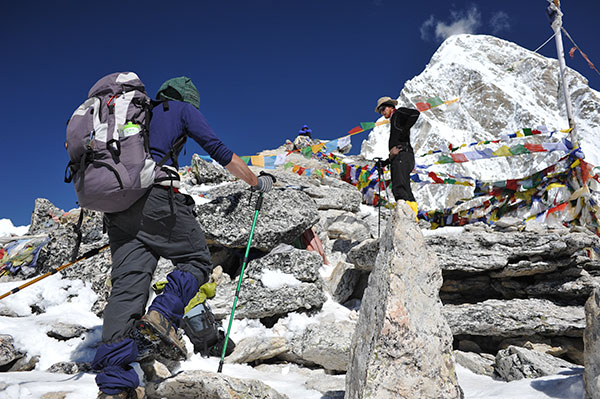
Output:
[
  {"xmin": 420, "ymin": 5, "xmax": 482, "ymax": 42},
  {"xmin": 420, "ymin": 15, "xmax": 436, "ymax": 41},
  {"xmin": 490, "ymin": 11, "xmax": 511, "ymax": 34}
]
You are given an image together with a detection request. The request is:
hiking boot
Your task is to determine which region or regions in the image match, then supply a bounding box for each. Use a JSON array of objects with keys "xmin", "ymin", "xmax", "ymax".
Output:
[
  {"xmin": 136, "ymin": 310, "xmax": 187, "ymax": 360},
  {"xmin": 97, "ymin": 387, "xmax": 145, "ymax": 399}
]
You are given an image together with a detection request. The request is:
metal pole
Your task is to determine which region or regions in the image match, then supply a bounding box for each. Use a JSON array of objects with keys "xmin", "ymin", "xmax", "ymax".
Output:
[
  {"xmin": 0, "ymin": 244, "xmax": 110, "ymax": 301},
  {"xmin": 547, "ymin": 0, "xmax": 577, "ymax": 146},
  {"xmin": 218, "ymin": 193, "xmax": 263, "ymax": 373}
]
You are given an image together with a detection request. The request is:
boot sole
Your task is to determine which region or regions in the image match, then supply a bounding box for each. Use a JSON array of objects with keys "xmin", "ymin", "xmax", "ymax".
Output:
[{"xmin": 135, "ymin": 319, "xmax": 187, "ymax": 361}]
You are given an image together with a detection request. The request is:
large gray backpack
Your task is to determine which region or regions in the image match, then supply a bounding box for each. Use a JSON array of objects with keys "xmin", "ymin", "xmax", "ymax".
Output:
[{"xmin": 65, "ymin": 72, "xmax": 167, "ymax": 213}]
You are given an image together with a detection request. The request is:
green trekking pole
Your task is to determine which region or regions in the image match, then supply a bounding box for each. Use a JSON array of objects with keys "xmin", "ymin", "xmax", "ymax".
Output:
[{"xmin": 218, "ymin": 173, "xmax": 274, "ymax": 373}]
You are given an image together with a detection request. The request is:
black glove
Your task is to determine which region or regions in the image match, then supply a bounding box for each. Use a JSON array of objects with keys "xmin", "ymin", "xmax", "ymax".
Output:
[{"xmin": 255, "ymin": 174, "xmax": 275, "ymax": 193}]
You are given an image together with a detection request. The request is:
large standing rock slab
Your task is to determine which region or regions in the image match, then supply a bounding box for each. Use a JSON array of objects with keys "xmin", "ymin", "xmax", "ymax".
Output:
[
  {"xmin": 443, "ymin": 298, "xmax": 586, "ymax": 337},
  {"xmin": 584, "ymin": 287, "xmax": 600, "ymax": 398},
  {"xmin": 346, "ymin": 203, "xmax": 462, "ymax": 399},
  {"xmin": 195, "ymin": 181, "xmax": 319, "ymax": 251},
  {"xmin": 145, "ymin": 369, "xmax": 288, "ymax": 399}
]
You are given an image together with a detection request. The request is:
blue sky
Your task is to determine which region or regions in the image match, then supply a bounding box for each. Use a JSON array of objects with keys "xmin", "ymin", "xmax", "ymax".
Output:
[{"xmin": 2, "ymin": 0, "xmax": 599, "ymax": 226}]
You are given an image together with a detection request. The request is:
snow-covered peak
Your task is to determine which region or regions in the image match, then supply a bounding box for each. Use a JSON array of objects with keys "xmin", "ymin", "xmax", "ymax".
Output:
[{"xmin": 361, "ymin": 34, "xmax": 600, "ymax": 209}]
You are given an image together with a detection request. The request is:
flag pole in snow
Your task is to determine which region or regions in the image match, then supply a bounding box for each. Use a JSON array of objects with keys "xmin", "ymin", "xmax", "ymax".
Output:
[{"xmin": 547, "ymin": 0, "xmax": 578, "ymax": 147}]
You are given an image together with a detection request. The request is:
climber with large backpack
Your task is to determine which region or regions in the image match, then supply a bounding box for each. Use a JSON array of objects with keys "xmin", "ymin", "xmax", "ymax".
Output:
[{"xmin": 65, "ymin": 72, "xmax": 275, "ymax": 399}]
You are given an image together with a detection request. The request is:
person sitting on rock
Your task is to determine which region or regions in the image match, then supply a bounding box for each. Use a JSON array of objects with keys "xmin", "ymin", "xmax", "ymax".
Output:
[
  {"xmin": 298, "ymin": 124, "xmax": 312, "ymax": 138},
  {"xmin": 92, "ymin": 76, "xmax": 275, "ymax": 399}
]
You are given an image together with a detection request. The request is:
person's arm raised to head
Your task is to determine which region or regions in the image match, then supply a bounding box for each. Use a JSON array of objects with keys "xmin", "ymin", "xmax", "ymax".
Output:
[{"xmin": 225, "ymin": 154, "xmax": 258, "ymax": 187}]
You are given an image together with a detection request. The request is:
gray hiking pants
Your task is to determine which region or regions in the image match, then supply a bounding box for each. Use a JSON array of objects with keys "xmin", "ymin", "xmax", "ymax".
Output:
[{"xmin": 101, "ymin": 186, "xmax": 213, "ymax": 342}]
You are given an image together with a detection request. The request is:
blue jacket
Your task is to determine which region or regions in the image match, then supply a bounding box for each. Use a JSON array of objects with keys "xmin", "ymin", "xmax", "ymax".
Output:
[{"xmin": 149, "ymin": 101, "xmax": 234, "ymax": 167}]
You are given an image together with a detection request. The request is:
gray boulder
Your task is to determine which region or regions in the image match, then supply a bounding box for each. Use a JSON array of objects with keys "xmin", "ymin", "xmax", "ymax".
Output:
[
  {"xmin": 46, "ymin": 323, "xmax": 88, "ymax": 341},
  {"xmin": 145, "ymin": 369, "xmax": 288, "ymax": 399},
  {"xmin": 209, "ymin": 246, "xmax": 326, "ymax": 319},
  {"xmin": 195, "ymin": 181, "xmax": 319, "ymax": 251},
  {"xmin": 327, "ymin": 213, "xmax": 372, "ymax": 242},
  {"xmin": 245, "ymin": 245, "xmax": 322, "ymax": 282},
  {"xmin": 427, "ymin": 229, "xmax": 599, "ymax": 274},
  {"xmin": 266, "ymin": 170, "xmax": 362, "ymax": 213},
  {"xmin": 226, "ymin": 336, "xmax": 288, "ymax": 364},
  {"xmin": 326, "ymin": 261, "xmax": 363, "ymax": 303},
  {"xmin": 0, "ymin": 335, "xmax": 37, "ymax": 372},
  {"xmin": 283, "ymin": 320, "xmax": 355, "ymax": 372},
  {"xmin": 495, "ymin": 345, "xmax": 578, "ymax": 381},
  {"xmin": 209, "ymin": 279, "xmax": 326, "ymax": 320},
  {"xmin": 47, "ymin": 361, "xmax": 91, "ymax": 374},
  {"xmin": 453, "ymin": 351, "xmax": 495, "ymax": 377},
  {"xmin": 584, "ymin": 287, "xmax": 600, "ymax": 398},
  {"xmin": 190, "ymin": 154, "xmax": 236, "ymax": 184},
  {"xmin": 346, "ymin": 203, "xmax": 462, "ymax": 399},
  {"xmin": 443, "ymin": 298, "xmax": 586, "ymax": 337},
  {"xmin": 346, "ymin": 238, "xmax": 379, "ymax": 271}
]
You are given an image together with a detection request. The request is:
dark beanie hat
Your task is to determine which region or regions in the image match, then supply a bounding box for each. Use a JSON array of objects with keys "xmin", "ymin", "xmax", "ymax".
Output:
[{"xmin": 156, "ymin": 76, "xmax": 200, "ymax": 109}]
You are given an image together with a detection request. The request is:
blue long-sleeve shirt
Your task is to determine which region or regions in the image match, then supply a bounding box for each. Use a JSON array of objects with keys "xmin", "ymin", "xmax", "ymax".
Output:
[{"xmin": 149, "ymin": 101, "xmax": 233, "ymax": 167}]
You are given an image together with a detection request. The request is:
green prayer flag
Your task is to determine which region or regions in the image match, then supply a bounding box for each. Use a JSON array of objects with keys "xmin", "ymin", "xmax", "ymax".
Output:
[
  {"xmin": 436, "ymin": 155, "xmax": 454, "ymax": 164},
  {"xmin": 523, "ymin": 128, "xmax": 532, "ymax": 136},
  {"xmin": 426, "ymin": 96, "xmax": 444, "ymax": 107},
  {"xmin": 284, "ymin": 162, "xmax": 294, "ymax": 170},
  {"xmin": 301, "ymin": 146, "xmax": 313, "ymax": 159},
  {"xmin": 240, "ymin": 156, "xmax": 251, "ymax": 165},
  {"xmin": 360, "ymin": 122, "xmax": 376, "ymax": 131},
  {"xmin": 509, "ymin": 144, "xmax": 529, "ymax": 155}
]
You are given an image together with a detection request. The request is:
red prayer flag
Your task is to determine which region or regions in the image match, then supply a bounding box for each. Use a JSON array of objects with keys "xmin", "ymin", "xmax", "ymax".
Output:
[
  {"xmin": 569, "ymin": 47, "xmax": 577, "ymax": 58},
  {"xmin": 506, "ymin": 180, "xmax": 518, "ymax": 191},
  {"xmin": 428, "ymin": 172, "xmax": 444, "ymax": 184},
  {"xmin": 549, "ymin": 202, "xmax": 568, "ymax": 214},
  {"xmin": 297, "ymin": 167, "xmax": 306, "ymax": 176},
  {"xmin": 416, "ymin": 102, "xmax": 431, "ymax": 112},
  {"xmin": 450, "ymin": 153, "xmax": 468, "ymax": 163},
  {"xmin": 524, "ymin": 143, "xmax": 547, "ymax": 153},
  {"xmin": 347, "ymin": 126, "xmax": 363, "ymax": 135}
]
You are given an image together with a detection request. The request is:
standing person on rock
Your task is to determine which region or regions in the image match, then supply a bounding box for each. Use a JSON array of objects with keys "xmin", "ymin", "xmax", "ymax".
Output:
[
  {"xmin": 375, "ymin": 96, "xmax": 420, "ymax": 215},
  {"xmin": 92, "ymin": 76, "xmax": 274, "ymax": 399}
]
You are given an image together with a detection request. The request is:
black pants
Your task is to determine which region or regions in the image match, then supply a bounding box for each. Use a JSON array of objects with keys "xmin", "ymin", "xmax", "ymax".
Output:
[
  {"xmin": 390, "ymin": 150, "xmax": 416, "ymax": 202},
  {"xmin": 101, "ymin": 186, "xmax": 213, "ymax": 342}
]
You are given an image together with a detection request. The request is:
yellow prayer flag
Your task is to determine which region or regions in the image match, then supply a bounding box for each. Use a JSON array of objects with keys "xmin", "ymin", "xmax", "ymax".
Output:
[
  {"xmin": 560, "ymin": 128, "xmax": 573, "ymax": 133},
  {"xmin": 570, "ymin": 159, "xmax": 581, "ymax": 169},
  {"xmin": 492, "ymin": 146, "xmax": 512, "ymax": 157},
  {"xmin": 516, "ymin": 130, "xmax": 524, "ymax": 137},
  {"xmin": 250, "ymin": 156, "xmax": 265, "ymax": 167},
  {"xmin": 311, "ymin": 143, "xmax": 325, "ymax": 153},
  {"xmin": 292, "ymin": 165, "xmax": 300, "ymax": 173},
  {"xmin": 547, "ymin": 183, "xmax": 566, "ymax": 190}
]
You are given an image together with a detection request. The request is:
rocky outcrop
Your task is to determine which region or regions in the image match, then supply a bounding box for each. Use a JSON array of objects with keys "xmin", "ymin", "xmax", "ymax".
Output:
[
  {"xmin": 190, "ymin": 154, "xmax": 236, "ymax": 185},
  {"xmin": 346, "ymin": 203, "xmax": 462, "ymax": 399},
  {"xmin": 0, "ymin": 335, "xmax": 38, "ymax": 372},
  {"xmin": 443, "ymin": 298, "xmax": 586, "ymax": 337},
  {"xmin": 208, "ymin": 246, "xmax": 326, "ymax": 319},
  {"xmin": 346, "ymin": 238, "xmax": 379, "ymax": 272},
  {"xmin": 428, "ymin": 224, "xmax": 600, "ymax": 304},
  {"xmin": 453, "ymin": 351, "xmax": 495, "ymax": 377},
  {"xmin": 494, "ymin": 345, "xmax": 579, "ymax": 381},
  {"xmin": 283, "ymin": 320, "xmax": 355, "ymax": 372},
  {"xmin": 145, "ymin": 370, "xmax": 288, "ymax": 399},
  {"xmin": 226, "ymin": 336, "xmax": 288, "ymax": 364},
  {"xmin": 584, "ymin": 288, "xmax": 600, "ymax": 398},
  {"xmin": 195, "ymin": 181, "xmax": 320, "ymax": 251},
  {"xmin": 46, "ymin": 323, "xmax": 88, "ymax": 341}
]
